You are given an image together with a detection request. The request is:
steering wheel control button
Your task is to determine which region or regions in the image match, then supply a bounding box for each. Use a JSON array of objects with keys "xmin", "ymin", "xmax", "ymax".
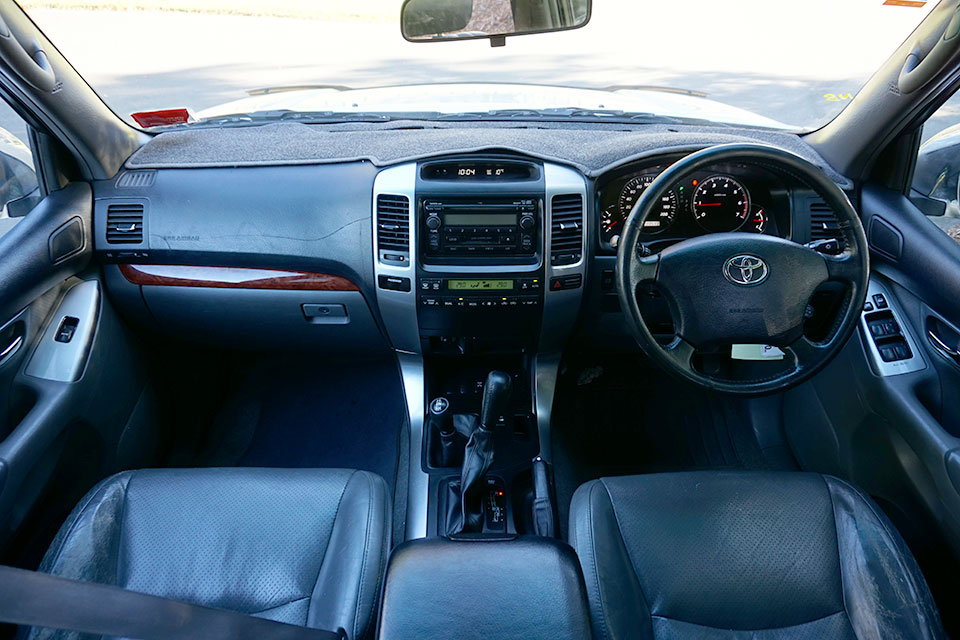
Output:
[
  {"xmin": 722, "ymin": 254, "xmax": 769, "ymax": 286},
  {"xmin": 805, "ymin": 238, "xmax": 842, "ymax": 255},
  {"xmin": 873, "ymin": 293, "xmax": 889, "ymax": 309},
  {"xmin": 378, "ymin": 275, "xmax": 411, "ymax": 292}
]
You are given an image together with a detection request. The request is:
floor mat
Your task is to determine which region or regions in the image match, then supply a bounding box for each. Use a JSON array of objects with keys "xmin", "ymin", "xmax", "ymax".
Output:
[
  {"xmin": 551, "ymin": 359, "xmax": 797, "ymax": 538},
  {"xmin": 194, "ymin": 356, "xmax": 406, "ymax": 500}
]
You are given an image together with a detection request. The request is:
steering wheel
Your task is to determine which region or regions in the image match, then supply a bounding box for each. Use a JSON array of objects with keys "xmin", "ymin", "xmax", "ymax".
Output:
[{"xmin": 615, "ymin": 143, "xmax": 869, "ymax": 395}]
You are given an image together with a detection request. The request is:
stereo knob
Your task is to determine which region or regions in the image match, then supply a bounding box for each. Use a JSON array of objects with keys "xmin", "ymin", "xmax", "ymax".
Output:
[
  {"xmin": 426, "ymin": 215, "xmax": 441, "ymax": 230},
  {"xmin": 519, "ymin": 214, "xmax": 535, "ymax": 231}
]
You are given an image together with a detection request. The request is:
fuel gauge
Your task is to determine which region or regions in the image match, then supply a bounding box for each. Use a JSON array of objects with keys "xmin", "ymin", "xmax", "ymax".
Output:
[{"xmin": 743, "ymin": 207, "xmax": 767, "ymax": 233}]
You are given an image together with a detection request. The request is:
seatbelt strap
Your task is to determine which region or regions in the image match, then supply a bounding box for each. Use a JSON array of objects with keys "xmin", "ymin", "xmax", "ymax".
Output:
[{"xmin": 0, "ymin": 565, "xmax": 346, "ymax": 640}]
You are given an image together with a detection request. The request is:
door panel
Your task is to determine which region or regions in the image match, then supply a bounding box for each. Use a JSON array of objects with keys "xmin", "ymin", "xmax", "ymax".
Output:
[
  {"xmin": 784, "ymin": 184, "xmax": 960, "ymax": 578},
  {"xmin": 0, "ymin": 183, "xmax": 92, "ymax": 323},
  {"xmin": 0, "ymin": 182, "xmax": 153, "ymax": 562}
]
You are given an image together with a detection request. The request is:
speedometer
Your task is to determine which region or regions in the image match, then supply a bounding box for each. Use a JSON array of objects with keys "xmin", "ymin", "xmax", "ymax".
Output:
[
  {"xmin": 618, "ymin": 175, "xmax": 678, "ymax": 235},
  {"xmin": 691, "ymin": 176, "xmax": 750, "ymax": 232}
]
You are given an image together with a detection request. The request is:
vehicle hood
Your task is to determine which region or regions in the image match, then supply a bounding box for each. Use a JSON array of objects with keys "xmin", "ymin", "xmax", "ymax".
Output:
[{"xmin": 197, "ymin": 83, "xmax": 795, "ymax": 130}]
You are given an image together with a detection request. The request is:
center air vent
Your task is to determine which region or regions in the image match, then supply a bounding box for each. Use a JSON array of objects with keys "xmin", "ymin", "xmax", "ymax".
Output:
[
  {"xmin": 550, "ymin": 194, "xmax": 583, "ymax": 266},
  {"xmin": 809, "ymin": 199, "xmax": 843, "ymax": 247},
  {"xmin": 105, "ymin": 202, "xmax": 144, "ymax": 244},
  {"xmin": 376, "ymin": 194, "xmax": 410, "ymax": 264}
]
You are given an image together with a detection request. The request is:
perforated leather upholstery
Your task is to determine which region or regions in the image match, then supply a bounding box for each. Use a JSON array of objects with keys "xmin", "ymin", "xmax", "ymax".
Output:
[
  {"xmin": 26, "ymin": 468, "xmax": 390, "ymax": 640},
  {"xmin": 569, "ymin": 471, "xmax": 944, "ymax": 640}
]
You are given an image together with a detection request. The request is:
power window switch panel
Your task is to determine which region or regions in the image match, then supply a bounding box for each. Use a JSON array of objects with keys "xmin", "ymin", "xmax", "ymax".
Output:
[
  {"xmin": 879, "ymin": 346, "xmax": 899, "ymax": 362},
  {"xmin": 55, "ymin": 317, "xmax": 79, "ymax": 343}
]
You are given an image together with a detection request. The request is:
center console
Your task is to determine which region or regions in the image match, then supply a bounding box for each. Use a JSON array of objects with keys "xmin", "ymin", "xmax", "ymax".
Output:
[
  {"xmin": 377, "ymin": 536, "xmax": 591, "ymax": 640},
  {"xmin": 372, "ymin": 156, "xmax": 587, "ymax": 539}
]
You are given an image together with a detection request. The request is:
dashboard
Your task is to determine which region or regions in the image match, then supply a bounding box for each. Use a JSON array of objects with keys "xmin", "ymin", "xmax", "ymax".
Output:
[
  {"xmin": 93, "ymin": 126, "xmax": 844, "ymax": 358},
  {"xmin": 596, "ymin": 158, "xmax": 793, "ymax": 253}
]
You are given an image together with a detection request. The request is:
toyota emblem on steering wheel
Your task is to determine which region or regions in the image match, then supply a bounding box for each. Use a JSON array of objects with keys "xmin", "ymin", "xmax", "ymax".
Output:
[{"xmin": 723, "ymin": 254, "xmax": 769, "ymax": 286}]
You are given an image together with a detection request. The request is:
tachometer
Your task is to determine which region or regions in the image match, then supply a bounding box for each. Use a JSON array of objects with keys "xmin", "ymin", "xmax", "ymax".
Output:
[
  {"xmin": 691, "ymin": 175, "xmax": 750, "ymax": 232},
  {"xmin": 618, "ymin": 175, "xmax": 678, "ymax": 235}
]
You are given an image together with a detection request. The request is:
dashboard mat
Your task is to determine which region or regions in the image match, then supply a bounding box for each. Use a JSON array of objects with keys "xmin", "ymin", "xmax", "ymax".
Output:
[{"xmin": 124, "ymin": 121, "xmax": 851, "ymax": 186}]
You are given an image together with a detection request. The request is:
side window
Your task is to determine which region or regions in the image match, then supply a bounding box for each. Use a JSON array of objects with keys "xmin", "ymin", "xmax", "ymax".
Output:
[
  {"xmin": 0, "ymin": 98, "xmax": 38, "ymax": 221},
  {"xmin": 913, "ymin": 92, "xmax": 960, "ymax": 244}
]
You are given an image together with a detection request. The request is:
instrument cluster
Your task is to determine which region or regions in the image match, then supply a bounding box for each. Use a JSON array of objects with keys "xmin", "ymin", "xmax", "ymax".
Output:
[{"xmin": 597, "ymin": 158, "xmax": 792, "ymax": 252}]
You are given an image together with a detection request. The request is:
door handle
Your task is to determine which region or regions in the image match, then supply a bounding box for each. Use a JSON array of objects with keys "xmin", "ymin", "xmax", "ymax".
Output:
[
  {"xmin": 928, "ymin": 329, "xmax": 960, "ymax": 365},
  {"xmin": 0, "ymin": 333, "xmax": 23, "ymax": 365}
]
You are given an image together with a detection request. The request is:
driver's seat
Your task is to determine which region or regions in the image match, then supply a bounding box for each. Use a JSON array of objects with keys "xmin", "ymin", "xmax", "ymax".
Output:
[{"xmin": 569, "ymin": 471, "xmax": 944, "ymax": 640}]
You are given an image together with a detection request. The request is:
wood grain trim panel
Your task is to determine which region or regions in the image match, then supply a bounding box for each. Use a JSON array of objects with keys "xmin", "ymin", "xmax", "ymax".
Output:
[{"xmin": 119, "ymin": 264, "xmax": 359, "ymax": 291}]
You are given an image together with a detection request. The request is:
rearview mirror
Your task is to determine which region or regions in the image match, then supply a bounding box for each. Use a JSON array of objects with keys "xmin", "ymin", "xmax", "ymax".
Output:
[{"xmin": 401, "ymin": 0, "xmax": 591, "ymax": 45}]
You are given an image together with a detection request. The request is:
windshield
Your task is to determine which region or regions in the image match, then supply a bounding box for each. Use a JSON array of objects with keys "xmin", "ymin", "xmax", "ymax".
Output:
[{"xmin": 22, "ymin": 0, "xmax": 936, "ymax": 131}]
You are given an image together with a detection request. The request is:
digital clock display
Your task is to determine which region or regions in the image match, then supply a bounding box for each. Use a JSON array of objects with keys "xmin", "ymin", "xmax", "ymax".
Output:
[
  {"xmin": 447, "ymin": 279, "xmax": 514, "ymax": 291},
  {"xmin": 458, "ymin": 167, "xmax": 509, "ymax": 177},
  {"xmin": 421, "ymin": 162, "xmax": 536, "ymax": 181}
]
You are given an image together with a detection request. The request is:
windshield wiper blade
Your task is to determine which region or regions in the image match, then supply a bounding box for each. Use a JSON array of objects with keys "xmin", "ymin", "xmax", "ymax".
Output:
[
  {"xmin": 600, "ymin": 84, "xmax": 709, "ymax": 98},
  {"xmin": 246, "ymin": 84, "xmax": 354, "ymax": 96},
  {"xmin": 434, "ymin": 108, "xmax": 719, "ymax": 126}
]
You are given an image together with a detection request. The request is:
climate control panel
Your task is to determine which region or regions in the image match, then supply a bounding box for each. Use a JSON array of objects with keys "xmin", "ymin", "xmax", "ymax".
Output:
[{"xmin": 418, "ymin": 277, "xmax": 542, "ymax": 309}]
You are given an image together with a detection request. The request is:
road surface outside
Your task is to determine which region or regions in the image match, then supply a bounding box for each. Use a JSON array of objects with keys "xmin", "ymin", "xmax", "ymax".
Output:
[{"xmin": 17, "ymin": 0, "xmax": 956, "ymax": 137}]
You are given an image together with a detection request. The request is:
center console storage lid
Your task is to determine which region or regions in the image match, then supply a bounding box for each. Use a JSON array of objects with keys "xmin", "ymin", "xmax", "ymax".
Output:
[{"xmin": 377, "ymin": 536, "xmax": 592, "ymax": 640}]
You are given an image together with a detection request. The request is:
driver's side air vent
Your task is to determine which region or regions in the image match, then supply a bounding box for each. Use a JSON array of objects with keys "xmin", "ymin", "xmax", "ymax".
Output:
[
  {"xmin": 550, "ymin": 194, "xmax": 583, "ymax": 266},
  {"xmin": 105, "ymin": 202, "xmax": 144, "ymax": 244},
  {"xmin": 809, "ymin": 199, "xmax": 844, "ymax": 248},
  {"xmin": 376, "ymin": 194, "xmax": 410, "ymax": 264}
]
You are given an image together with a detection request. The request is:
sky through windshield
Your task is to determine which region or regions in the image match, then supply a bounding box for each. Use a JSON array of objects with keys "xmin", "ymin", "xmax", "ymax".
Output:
[{"xmin": 22, "ymin": 0, "xmax": 938, "ymax": 130}]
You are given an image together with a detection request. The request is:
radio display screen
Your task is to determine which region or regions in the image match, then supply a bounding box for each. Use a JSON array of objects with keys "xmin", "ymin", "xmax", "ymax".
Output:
[
  {"xmin": 443, "ymin": 213, "xmax": 517, "ymax": 226},
  {"xmin": 447, "ymin": 279, "xmax": 514, "ymax": 291}
]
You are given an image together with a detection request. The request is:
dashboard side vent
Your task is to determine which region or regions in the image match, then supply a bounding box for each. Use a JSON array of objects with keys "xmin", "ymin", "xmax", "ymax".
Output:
[
  {"xmin": 105, "ymin": 202, "xmax": 144, "ymax": 244},
  {"xmin": 116, "ymin": 170, "xmax": 156, "ymax": 188},
  {"xmin": 809, "ymin": 199, "xmax": 844, "ymax": 247},
  {"xmin": 376, "ymin": 194, "xmax": 410, "ymax": 263},
  {"xmin": 550, "ymin": 194, "xmax": 584, "ymax": 266}
]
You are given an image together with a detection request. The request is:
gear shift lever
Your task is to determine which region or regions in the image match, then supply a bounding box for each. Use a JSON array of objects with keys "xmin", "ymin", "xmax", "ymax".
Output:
[{"xmin": 452, "ymin": 370, "xmax": 512, "ymax": 534}]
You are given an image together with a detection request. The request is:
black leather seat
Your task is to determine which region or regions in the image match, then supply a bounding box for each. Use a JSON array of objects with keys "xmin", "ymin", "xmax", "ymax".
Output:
[
  {"xmin": 28, "ymin": 468, "xmax": 390, "ymax": 640},
  {"xmin": 569, "ymin": 471, "xmax": 944, "ymax": 640}
]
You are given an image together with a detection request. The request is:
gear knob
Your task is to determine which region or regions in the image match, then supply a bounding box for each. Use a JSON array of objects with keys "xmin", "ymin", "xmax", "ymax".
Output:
[{"xmin": 480, "ymin": 371, "xmax": 512, "ymax": 429}]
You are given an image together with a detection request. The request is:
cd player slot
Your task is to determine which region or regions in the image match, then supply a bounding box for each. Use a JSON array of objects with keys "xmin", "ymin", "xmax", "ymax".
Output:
[{"xmin": 420, "ymin": 196, "xmax": 541, "ymax": 264}]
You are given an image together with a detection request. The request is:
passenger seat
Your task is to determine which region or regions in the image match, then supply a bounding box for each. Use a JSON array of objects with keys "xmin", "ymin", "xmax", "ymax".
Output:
[{"xmin": 26, "ymin": 468, "xmax": 390, "ymax": 640}]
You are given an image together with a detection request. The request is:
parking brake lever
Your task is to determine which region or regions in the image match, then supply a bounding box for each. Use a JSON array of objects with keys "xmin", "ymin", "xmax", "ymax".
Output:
[{"xmin": 532, "ymin": 456, "xmax": 555, "ymax": 537}]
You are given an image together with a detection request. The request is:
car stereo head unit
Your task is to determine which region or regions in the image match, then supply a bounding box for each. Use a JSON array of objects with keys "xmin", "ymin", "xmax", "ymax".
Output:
[{"xmin": 421, "ymin": 197, "xmax": 539, "ymax": 260}]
